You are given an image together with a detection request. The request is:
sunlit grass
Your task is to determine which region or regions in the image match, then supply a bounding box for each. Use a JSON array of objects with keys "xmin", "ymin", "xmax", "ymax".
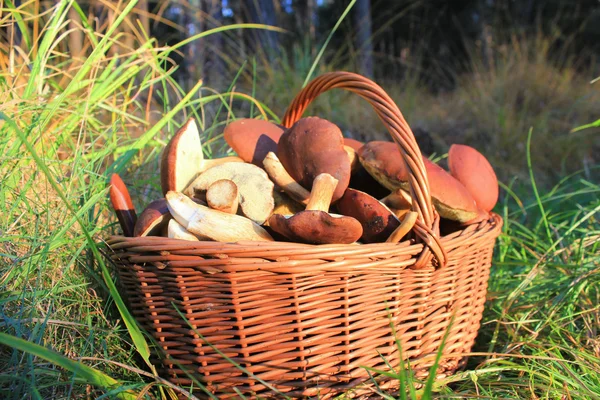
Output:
[{"xmin": 0, "ymin": 0, "xmax": 598, "ymax": 399}]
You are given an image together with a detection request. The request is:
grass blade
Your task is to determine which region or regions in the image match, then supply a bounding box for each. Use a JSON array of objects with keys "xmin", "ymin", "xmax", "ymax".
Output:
[
  {"xmin": 0, "ymin": 333, "xmax": 136, "ymax": 400},
  {"xmin": 526, "ymin": 127, "xmax": 552, "ymax": 241},
  {"xmin": 0, "ymin": 112, "xmax": 151, "ymax": 367}
]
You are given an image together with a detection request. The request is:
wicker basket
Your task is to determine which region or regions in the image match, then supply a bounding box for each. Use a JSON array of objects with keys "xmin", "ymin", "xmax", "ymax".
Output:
[{"xmin": 106, "ymin": 72, "xmax": 503, "ymax": 399}]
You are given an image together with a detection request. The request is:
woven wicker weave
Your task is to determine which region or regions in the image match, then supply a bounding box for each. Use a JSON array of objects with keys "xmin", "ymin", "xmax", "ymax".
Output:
[{"xmin": 106, "ymin": 72, "xmax": 503, "ymax": 399}]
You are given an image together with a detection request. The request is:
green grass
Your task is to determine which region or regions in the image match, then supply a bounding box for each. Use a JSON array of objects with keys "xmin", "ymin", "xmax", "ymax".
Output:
[{"xmin": 1, "ymin": 1, "xmax": 599, "ymax": 399}]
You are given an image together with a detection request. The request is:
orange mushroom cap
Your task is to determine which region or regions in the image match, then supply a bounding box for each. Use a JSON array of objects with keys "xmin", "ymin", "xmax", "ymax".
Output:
[
  {"xmin": 343, "ymin": 137, "xmax": 364, "ymax": 151},
  {"xmin": 448, "ymin": 144, "xmax": 499, "ymax": 212},
  {"xmin": 109, "ymin": 173, "xmax": 137, "ymax": 237},
  {"xmin": 357, "ymin": 141, "xmax": 410, "ymax": 191},
  {"xmin": 424, "ymin": 158, "xmax": 478, "ymax": 223},
  {"xmin": 223, "ymin": 119, "xmax": 284, "ymax": 166}
]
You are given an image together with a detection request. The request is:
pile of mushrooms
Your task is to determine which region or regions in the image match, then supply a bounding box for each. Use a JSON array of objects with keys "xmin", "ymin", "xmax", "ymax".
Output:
[{"xmin": 109, "ymin": 115, "xmax": 498, "ymax": 245}]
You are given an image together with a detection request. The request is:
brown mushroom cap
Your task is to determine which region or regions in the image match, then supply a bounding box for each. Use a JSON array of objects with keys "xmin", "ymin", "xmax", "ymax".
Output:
[
  {"xmin": 268, "ymin": 211, "xmax": 363, "ymax": 245},
  {"xmin": 267, "ymin": 173, "xmax": 362, "ymax": 244},
  {"xmin": 357, "ymin": 141, "xmax": 410, "ymax": 191},
  {"xmin": 448, "ymin": 144, "xmax": 499, "ymax": 212},
  {"xmin": 424, "ymin": 158, "xmax": 478, "ymax": 223},
  {"xmin": 133, "ymin": 199, "xmax": 171, "ymax": 237},
  {"xmin": 277, "ymin": 117, "xmax": 351, "ymax": 203},
  {"xmin": 160, "ymin": 118, "xmax": 204, "ymax": 196},
  {"xmin": 109, "ymin": 173, "xmax": 137, "ymax": 237},
  {"xmin": 223, "ymin": 119, "xmax": 284, "ymax": 166},
  {"xmin": 336, "ymin": 188, "xmax": 400, "ymax": 243}
]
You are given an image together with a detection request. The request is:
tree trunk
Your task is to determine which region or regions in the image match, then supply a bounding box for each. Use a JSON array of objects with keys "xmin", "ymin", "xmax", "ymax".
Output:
[
  {"xmin": 181, "ymin": 0, "xmax": 204, "ymax": 91},
  {"xmin": 354, "ymin": 0, "xmax": 374, "ymax": 78},
  {"xmin": 205, "ymin": 0, "xmax": 225, "ymax": 92},
  {"xmin": 297, "ymin": 0, "xmax": 316, "ymax": 44}
]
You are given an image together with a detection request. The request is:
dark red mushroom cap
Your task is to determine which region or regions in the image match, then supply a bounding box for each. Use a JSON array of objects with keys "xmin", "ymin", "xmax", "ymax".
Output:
[
  {"xmin": 133, "ymin": 199, "xmax": 171, "ymax": 237},
  {"xmin": 337, "ymin": 188, "xmax": 400, "ymax": 243},
  {"xmin": 277, "ymin": 117, "xmax": 351, "ymax": 203},
  {"xmin": 223, "ymin": 119, "xmax": 284, "ymax": 166}
]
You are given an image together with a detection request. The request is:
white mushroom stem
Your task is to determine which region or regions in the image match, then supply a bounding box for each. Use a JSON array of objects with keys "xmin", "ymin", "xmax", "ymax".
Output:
[
  {"xmin": 166, "ymin": 191, "xmax": 274, "ymax": 242},
  {"xmin": 206, "ymin": 179, "xmax": 239, "ymax": 214},
  {"xmin": 306, "ymin": 173, "xmax": 339, "ymax": 212},
  {"xmin": 168, "ymin": 219, "xmax": 201, "ymax": 241},
  {"xmin": 262, "ymin": 152, "xmax": 310, "ymax": 205},
  {"xmin": 386, "ymin": 211, "xmax": 418, "ymax": 243}
]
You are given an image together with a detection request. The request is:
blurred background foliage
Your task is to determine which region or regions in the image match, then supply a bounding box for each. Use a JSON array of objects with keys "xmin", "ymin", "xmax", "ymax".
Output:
[{"xmin": 3, "ymin": 0, "xmax": 598, "ymax": 185}]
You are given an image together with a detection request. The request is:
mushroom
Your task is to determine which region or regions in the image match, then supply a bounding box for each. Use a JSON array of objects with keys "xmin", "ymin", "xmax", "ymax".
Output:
[
  {"xmin": 206, "ymin": 179, "xmax": 239, "ymax": 214},
  {"xmin": 352, "ymin": 141, "xmax": 405, "ymax": 198},
  {"xmin": 166, "ymin": 191, "xmax": 274, "ymax": 242},
  {"xmin": 440, "ymin": 207, "xmax": 492, "ymax": 236},
  {"xmin": 185, "ymin": 162, "xmax": 274, "ymax": 225},
  {"xmin": 386, "ymin": 211, "xmax": 419, "ymax": 243},
  {"xmin": 272, "ymin": 190, "xmax": 305, "ymax": 217},
  {"xmin": 448, "ymin": 144, "xmax": 499, "ymax": 212},
  {"xmin": 357, "ymin": 141, "xmax": 410, "ymax": 191},
  {"xmin": 167, "ymin": 219, "xmax": 200, "ymax": 241},
  {"xmin": 277, "ymin": 117, "xmax": 351, "ymax": 203},
  {"xmin": 358, "ymin": 141, "xmax": 478, "ymax": 223},
  {"xmin": 343, "ymin": 137, "xmax": 364, "ymax": 151},
  {"xmin": 133, "ymin": 199, "xmax": 171, "ymax": 237},
  {"xmin": 223, "ymin": 118, "xmax": 284, "ymax": 166},
  {"xmin": 160, "ymin": 117, "xmax": 243, "ymax": 195},
  {"xmin": 267, "ymin": 173, "xmax": 363, "ymax": 244},
  {"xmin": 336, "ymin": 188, "xmax": 400, "ymax": 243},
  {"xmin": 380, "ymin": 189, "xmax": 412, "ymax": 219},
  {"xmin": 380, "ymin": 189, "xmax": 412, "ymax": 209},
  {"xmin": 344, "ymin": 145, "xmax": 361, "ymax": 174},
  {"xmin": 425, "ymin": 158, "xmax": 478, "ymax": 223},
  {"xmin": 262, "ymin": 151, "xmax": 310, "ymax": 205},
  {"xmin": 109, "ymin": 173, "xmax": 137, "ymax": 237}
]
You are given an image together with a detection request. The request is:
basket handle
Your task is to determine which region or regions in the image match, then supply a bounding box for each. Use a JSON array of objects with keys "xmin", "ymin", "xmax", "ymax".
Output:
[{"xmin": 281, "ymin": 71, "xmax": 447, "ymax": 269}]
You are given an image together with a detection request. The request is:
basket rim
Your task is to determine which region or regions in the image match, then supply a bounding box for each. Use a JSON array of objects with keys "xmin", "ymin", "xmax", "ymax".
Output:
[
  {"xmin": 104, "ymin": 214, "xmax": 502, "ymax": 274},
  {"xmin": 106, "ymin": 213, "xmax": 502, "ymax": 249}
]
